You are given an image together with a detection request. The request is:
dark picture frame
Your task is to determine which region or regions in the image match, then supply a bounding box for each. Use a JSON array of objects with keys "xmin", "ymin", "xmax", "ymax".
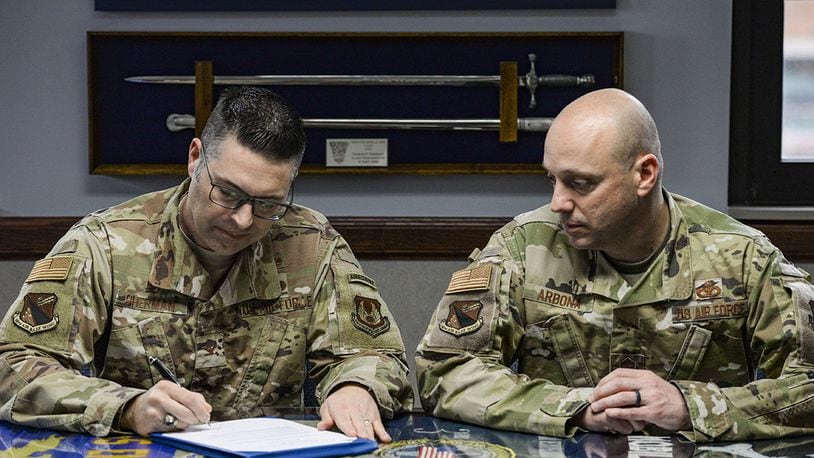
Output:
[
  {"xmin": 88, "ymin": 32, "xmax": 623, "ymax": 175},
  {"xmin": 95, "ymin": 0, "xmax": 615, "ymax": 11}
]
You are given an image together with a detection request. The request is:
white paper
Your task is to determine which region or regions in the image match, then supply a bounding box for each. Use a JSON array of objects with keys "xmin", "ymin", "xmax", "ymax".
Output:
[{"xmin": 161, "ymin": 418, "xmax": 356, "ymax": 453}]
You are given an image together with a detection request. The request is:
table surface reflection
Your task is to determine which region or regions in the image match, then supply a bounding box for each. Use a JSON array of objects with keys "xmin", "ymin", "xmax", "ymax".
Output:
[{"xmin": 1, "ymin": 411, "xmax": 812, "ymax": 457}]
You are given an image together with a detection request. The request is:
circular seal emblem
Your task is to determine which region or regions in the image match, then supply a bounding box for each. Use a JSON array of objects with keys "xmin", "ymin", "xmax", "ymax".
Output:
[{"xmin": 377, "ymin": 439, "xmax": 515, "ymax": 458}]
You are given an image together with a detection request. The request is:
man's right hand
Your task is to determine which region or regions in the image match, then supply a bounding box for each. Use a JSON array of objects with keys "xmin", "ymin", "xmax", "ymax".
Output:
[
  {"xmin": 568, "ymin": 404, "xmax": 647, "ymax": 435},
  {"xmin": 120, "ymin": 380, "xmax": 212, "ymax": 436}
]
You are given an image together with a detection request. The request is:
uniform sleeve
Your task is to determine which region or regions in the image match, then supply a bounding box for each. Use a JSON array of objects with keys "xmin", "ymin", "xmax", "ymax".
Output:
[
  {"xmin": 0, "ymin": 220, "xmax": 144, "ymax": 436},
  {"xmin": 308, "ymin": 233, "xmax": 413, "ymax": 419},
  {"xmin": 673, "ymin": 240, "xmax": 814, "ymax": 442},
  {"xmin": 415, "ymin": 227, "xmax": 590, "ymax": 437}
]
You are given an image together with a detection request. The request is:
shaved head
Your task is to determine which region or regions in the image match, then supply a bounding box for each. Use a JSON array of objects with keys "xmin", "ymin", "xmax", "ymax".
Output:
[
  {"xmin": 549, "ymin": 88, "xmax": 662, "ymax": 172},
  {"xmin": 542, "ymin": 88, "xmax": 668, "ymax": 261}
]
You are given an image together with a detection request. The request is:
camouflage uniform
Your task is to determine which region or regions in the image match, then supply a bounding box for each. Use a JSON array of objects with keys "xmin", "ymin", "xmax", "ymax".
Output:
[
  {"xmin": 0, "ymin": 180, "xmax": 412, "ymax": 436},
  {"xmin": 416, "ymin": 191, "xmax": 814, "ymax": 442}
]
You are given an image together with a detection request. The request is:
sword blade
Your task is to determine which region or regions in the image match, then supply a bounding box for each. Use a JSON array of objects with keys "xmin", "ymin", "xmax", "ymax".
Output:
[
  {"xmin": 126, "ymin": 73, "xmax": 594, "ymax": 88},
  {"xmin": 165, "ymin": 113, "xmax": 553, "ymax": 132}
]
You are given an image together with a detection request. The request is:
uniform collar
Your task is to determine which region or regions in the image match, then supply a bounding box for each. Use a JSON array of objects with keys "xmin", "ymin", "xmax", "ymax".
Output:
[
  {"xmin": 148, "ymin": 179, "xmax": 282, "ymax": 304},
  {"xmin": 575, "ymin": 190, "xmax": 694, "ymax": 305}
]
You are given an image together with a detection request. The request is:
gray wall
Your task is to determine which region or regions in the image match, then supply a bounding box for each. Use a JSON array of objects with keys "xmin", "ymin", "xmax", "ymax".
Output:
[
  {"xmin": 0, "ymin": 1, "xmax": 732, "ymax": 216},
  {"xmin": 1, "ymin": 1, "xmax": 735, "ymax": 397}
]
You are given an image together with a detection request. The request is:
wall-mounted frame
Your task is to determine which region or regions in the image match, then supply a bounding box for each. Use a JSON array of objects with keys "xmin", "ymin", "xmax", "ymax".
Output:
[
  {"xmin": 95, "ymin": 1, "xmax": 616, "ymax": 12},
  {"xmin": 88, "ymin": 32, "xmax": 623, "ymax": 175}
]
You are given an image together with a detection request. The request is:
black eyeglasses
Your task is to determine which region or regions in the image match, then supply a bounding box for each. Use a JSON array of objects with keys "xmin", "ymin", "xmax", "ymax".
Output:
[{"xmin": 201, "ymin": 150, "xmax": 293, "ymax": 221}]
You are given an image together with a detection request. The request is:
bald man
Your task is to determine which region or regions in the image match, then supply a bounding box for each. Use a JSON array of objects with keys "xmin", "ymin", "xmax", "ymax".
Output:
[{"xmin": 415, "ymin": 89, "xmax": 814, "ymax": 442}]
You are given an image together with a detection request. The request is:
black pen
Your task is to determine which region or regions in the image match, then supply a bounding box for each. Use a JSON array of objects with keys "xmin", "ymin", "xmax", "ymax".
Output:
[{"xmin": 148, "ymin": 355, "xmax": 211, "ymax": 426}]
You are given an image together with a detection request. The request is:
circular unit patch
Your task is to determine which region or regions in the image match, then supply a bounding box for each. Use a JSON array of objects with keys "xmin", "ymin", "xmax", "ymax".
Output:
[{"xmin": 377, "ymin": 439, "xmax": 515, "ymax": 458}]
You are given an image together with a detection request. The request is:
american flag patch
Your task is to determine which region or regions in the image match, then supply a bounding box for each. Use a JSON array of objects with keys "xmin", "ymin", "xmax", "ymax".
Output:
[
  {"xmin": 446, "ymin": 265, "xmax": 492, "ymax": 294},
  {"xmin": 26, "ymin": 256, "xmax": 73, "ymax": 283},
  {"xmin": 419, "ymin": 446, "xmax": 455, "ymax": 458}
]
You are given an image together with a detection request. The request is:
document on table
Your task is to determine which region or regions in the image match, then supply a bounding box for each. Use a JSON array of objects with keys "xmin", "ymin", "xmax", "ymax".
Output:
[{"xmin": 151, "ymin": 417, "xmax": 378, "ymax": 458}]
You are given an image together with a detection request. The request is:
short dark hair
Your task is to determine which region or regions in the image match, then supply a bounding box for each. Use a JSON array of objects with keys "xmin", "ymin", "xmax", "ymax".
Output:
[{"xmin": 200, "ymin": 87, "xmax": 306, "ymax": 171}]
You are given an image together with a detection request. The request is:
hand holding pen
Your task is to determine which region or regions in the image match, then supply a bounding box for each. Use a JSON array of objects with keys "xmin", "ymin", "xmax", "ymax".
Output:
[
  {"xmin": 149, "ymin": 356, "xmax": 212, "ymax": 427},
  {"xmin": 118, "ymin": 356, "xmax": 213, "ymax": 436}
]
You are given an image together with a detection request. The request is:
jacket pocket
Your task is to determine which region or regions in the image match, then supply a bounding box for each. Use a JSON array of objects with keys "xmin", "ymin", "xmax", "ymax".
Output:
[
  {"xmin": 103, "ymin": 315, "xmax": 171, "ymax": 389},
  {"xmin": 666, "ymin": 325, "xmax": 712, "ymax": 380},
  {"xmin": 523, "ymin": 313, "xmax": 594, "ymax": 387},
  {"xmin": 234, "ymin": 315, "xmax": 307, "ymax": 412}
]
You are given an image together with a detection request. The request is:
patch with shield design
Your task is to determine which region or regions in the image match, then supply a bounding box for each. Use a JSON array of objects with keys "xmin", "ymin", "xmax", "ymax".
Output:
[
  {"xmin": 14, "ymin": 293, "xmax": 60, "ymax": 334},
  {"xmin": 352, "ymin": 296, "xmax": 390, "ymax": 337},
  {"xmin": 439, "ymin": 300, "xmax": 484, "ymax": 337}
]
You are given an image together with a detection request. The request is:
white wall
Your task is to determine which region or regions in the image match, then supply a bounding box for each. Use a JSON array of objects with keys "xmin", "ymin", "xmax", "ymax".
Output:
[{"xmin": 0, "ymin": 0, "xmax": 732, "ymax": 217}]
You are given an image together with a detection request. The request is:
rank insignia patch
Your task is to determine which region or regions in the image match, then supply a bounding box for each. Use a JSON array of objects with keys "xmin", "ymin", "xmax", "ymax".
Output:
[
  {"xmin": 446, "ymin": 265, "xmax": 492, "ymax": 294},
  {"xmin": 439, "ymin": 300, "xmax": 484, "ymax": 336},
  {"xmin": 26, "ymin": 256, "xmax": 73, "ymax": 283},
  {"xmin": 695, "ymin": 278, "xmax": 723, "ymax": 299},
  {"xmin": 351, "ymin": 296, "xmax": 390, "ymax": 337},
  {"xmin": 348, "ymin": 273, "xmax": 377, "ymax": 290},
  {"xmin": 14, "ymin": 293, "xmax": 59, "ymax": 334}
]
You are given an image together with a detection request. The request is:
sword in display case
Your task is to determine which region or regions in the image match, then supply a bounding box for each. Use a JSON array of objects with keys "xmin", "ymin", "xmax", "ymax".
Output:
[
  {"xmin": 126, "ymin": 54, "xmax": 594, "ymax": 110},
  {"xmin": 164, "ymin": 113, "xmax": 554, "ymax": 133}
]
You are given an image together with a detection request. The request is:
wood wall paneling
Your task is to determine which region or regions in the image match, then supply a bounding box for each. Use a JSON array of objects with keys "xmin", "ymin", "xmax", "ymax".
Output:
[{"xmin": 1, "ymin": 217, "xmax": 811, "ymax": 262}]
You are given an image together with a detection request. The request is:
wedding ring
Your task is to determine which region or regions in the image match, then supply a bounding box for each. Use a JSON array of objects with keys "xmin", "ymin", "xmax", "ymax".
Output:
[
  {"xmin": 164, "ymin": 414, "xmax": 177, "ymax": 427},
  {"xmin": 634, "ymin": 389, "xmax": 641, "ymax": 408}
]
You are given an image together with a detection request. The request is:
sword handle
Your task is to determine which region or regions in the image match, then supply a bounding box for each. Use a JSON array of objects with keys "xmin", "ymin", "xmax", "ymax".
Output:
[
  {"xmin": 536, "ymin": 74, "xmax": 596, "ymax": 87},
  {"xmin": 523, "ymin": 54, "xmax": 539, "ymax": 109},
  {"xmin": 521, "ymin": 53, "xmax": 596, "ymax": 109}
]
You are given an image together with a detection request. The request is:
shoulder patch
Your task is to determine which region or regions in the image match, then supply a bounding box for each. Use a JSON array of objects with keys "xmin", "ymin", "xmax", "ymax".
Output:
[
  {"xmin": 348, "ymin": 273, "xmax": 377, "ymax": 290},
  {"xmin": 14, "ymin": 293, "xmax": 60, "ymax": 334},
  {"xmin": 439, "ymin": 300, "xmax": 484, "ymax": 336},
  {"xmin": 53, "ymin": 238, "xmax": 79, "ymax": 255},
  {"xmin": 446, "ymin": 265, "xmax": 492, "ymax": 294},
  {"xmin": 26, "ymin": 256, "xmax": 74, "ymax": 283},
  {"xmin": 351, "ymin": 296, "xmax": 390, "ymax": 337}
]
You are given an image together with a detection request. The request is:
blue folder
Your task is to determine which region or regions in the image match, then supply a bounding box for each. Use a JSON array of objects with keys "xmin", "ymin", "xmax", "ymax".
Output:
[{"xmin": 150, "ymin": 432, "xmax": 377, "ymax": 458}]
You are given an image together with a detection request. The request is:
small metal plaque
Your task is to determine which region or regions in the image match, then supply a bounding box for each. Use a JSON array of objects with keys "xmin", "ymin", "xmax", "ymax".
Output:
[{"xmin": 326, "ymin": 139, "xmax": 388, "ymax": 167}]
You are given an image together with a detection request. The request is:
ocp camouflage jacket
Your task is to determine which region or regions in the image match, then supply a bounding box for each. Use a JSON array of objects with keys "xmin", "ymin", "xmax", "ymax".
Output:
[
  {"xmin": 416, "ymin": 191, "xmax": 814, "ymax": 441},
  {"xmin": 0, "ymin": 180, "xmax": 413, "ymax": 436}
]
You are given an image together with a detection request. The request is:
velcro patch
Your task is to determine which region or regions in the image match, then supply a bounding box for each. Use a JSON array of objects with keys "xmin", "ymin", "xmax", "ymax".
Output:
[
  {"xmin": 439, "ymin": 300, "xmax": 484, "ymax": 336},
  {"xmin": 26, "ymin": 256, "xmax": 73, "ymax": 283},
  {"xmin": 348, "ymin": 273, "xmax": 377, "ymax": 290},
  {"xmin": 784, "ymin": 279, "xmax": 814, "ymax": 364},
  {"xmin": 351, "ymin": 296, "xmax": 390, "ymax": 337},
  {"xmin": 446, "ymin": 265, "xmax": 492, "ymax": 294},
  {"xmin": 672, "ymin": 301, "xmax": 747, "ymax": 323},
  {"xmin": 534, "ymin": 287, "xmax": 583, "ymax": 311},
  {"xmin": 13, "ymin": 293, "xmax": 60, "ymax": 334},
  {"xmin": 694, "ymin": 278, "xmax": 723, "ymax": 300},
  {"xmin": 195, "ymin": 334, "xmax": 227, "ymax": 369},
  {"xmin": 611, "ymin": 353, "xmax": 646, "ymax": 370}
]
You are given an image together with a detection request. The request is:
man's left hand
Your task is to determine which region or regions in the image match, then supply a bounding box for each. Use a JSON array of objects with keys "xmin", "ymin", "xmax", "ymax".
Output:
[
  {"xmin": 317, "ymin": 383, "xmax": 391, "ymax": 442},
  {"xmin": 588, "ymin": 368, "xmax": 692, "ymax": 432}
]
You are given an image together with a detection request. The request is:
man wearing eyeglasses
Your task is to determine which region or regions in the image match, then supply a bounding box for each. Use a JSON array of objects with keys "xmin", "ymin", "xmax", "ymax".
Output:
[{"xmin": 0, "ymin": 87, "xmax": 412, "ymax": 441}]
